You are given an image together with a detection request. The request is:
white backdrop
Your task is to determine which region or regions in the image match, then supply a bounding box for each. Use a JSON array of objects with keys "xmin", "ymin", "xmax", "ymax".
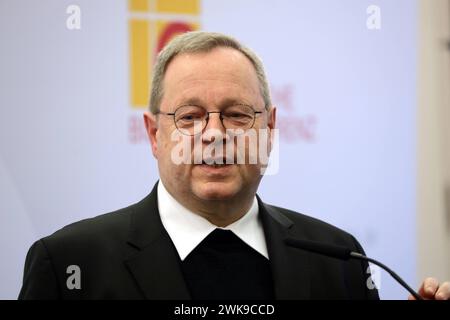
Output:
[{"xmin": 0, "ymin": 0, "xmax": 417, "ymax": 299}]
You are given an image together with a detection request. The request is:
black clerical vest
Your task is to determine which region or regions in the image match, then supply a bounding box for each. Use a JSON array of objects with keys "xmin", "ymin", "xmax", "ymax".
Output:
[{"xmin": 180, "ymin": 228, "xmax": 274, "ymax": 299}]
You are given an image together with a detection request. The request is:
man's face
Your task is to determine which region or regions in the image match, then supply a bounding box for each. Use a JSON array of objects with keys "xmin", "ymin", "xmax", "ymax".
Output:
[{"xmin": 144, "ymin": 47, "xmax": 276, "ymax": 205}]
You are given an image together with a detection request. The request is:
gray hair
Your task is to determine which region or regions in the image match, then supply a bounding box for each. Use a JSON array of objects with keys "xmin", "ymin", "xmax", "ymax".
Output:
[{"xmin": 149, "ymin": 31, "xmax": 271, "ymax": 114}]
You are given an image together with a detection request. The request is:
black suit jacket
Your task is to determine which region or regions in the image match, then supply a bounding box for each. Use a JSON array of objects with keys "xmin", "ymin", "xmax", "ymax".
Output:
[{"xmin": 19, "ymin": 182, "xmax": 379, "ymax": 300}]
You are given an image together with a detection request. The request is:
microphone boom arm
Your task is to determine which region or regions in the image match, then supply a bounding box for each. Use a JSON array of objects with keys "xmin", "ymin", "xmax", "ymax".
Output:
[
  {"xmin": 350, "ymin": 252, "xmax": 422, "ymax": 300},
  {"xmin": 284, "ymin": 237, "xmax": 423, "ymax": 300}
]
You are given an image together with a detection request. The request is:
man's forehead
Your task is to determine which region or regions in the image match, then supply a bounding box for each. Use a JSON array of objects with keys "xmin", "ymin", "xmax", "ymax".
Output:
[{"xmin": 162, "ymin": 78, "xmax": 261, "ymax": 109}]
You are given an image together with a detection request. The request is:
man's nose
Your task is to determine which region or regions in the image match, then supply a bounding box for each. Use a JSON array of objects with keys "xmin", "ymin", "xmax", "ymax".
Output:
[{"xmin": 202, "ymin": 113, "xmax": 228, "ymax": 142}]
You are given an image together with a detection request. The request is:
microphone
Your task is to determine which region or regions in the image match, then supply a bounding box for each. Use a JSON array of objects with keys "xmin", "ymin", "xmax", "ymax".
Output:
[{"xmin": 284, "ymin": 237, "xmax": 422, "ymax": 300}]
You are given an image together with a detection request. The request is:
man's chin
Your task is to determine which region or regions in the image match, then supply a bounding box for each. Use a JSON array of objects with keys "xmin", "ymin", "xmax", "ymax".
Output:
[{"xmin": 192, "ymin": 181, "xmax": 240, "ymax": 201}]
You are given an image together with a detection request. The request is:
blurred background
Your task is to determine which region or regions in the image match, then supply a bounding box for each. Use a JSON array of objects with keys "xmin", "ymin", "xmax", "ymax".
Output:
[{"xmin": 0, "ymin": 0, "xmax": 449, "ymax": 299}]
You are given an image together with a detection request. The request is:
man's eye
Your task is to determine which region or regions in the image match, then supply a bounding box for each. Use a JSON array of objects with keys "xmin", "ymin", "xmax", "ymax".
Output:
[
  {"xmin": 180, "ymin": 115, "xmax": 194, "ymax": 120},
  {"xmin": 227, "ymin": 112, "xmax": 252, "ymax": 119},
  {"xmin": 178, "ymin": 114, "xmax": 202, "ymax": 121},
  {"xmin": 226, "ymin": 112, "xmax": 243, "ymax": 118}
]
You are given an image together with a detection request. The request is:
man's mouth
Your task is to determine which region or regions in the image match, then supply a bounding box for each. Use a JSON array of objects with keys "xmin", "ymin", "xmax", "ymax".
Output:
[
  {"xmin": 201, "ymin": 161, "xmax": 232, "ymax": 167},
  {"xmin": 197, "ymin": 158, "xmax": 235, "ymax": 172},
  {"xmin": 201, "ymin": 157, "xmax": 234, "ymax": 166}
]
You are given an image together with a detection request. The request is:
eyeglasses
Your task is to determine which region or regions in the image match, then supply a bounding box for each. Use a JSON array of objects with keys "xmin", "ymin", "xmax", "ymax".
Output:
[{"xmin": 157, "ymin": 104, "xmax": 264, "ymax": 136}]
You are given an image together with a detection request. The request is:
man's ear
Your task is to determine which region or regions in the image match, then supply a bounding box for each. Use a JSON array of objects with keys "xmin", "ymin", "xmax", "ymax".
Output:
[
  {"xmin": 143, "ymin": 111, "xmax": 158, "ymax": 158},
  {"xmin": 267, "ymin": 106, "xmax": 277, "ymax": 153},
  {"xmin": 268, "ymin": 106, "xmax": 276, "ymax": 130}
]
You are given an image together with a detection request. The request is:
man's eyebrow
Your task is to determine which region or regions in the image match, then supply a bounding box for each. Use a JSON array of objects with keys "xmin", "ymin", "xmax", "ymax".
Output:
[
  {"xmin": 178, "ymin": 97, "xmax": 204, "ymax": 106},
  {"xmin": 219, "ymin": 98, "xmax": 251, "ymax": 107}
]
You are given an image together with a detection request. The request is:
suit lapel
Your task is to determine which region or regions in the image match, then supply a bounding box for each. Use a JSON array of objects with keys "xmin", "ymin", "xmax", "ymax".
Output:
[
  {"xmin": 124, "ymin": 182, "xmax": 191, "ymax": 299},
  {"xmin": 258, "ymin": 196, "xmax": 311, "ymax": 299}
]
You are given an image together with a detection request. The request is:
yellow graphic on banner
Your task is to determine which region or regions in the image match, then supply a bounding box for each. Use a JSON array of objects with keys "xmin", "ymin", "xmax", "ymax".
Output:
[
  {"xmin": 156, "ymin": 0, "xmax": 200, "ymax": 14},
  {"xmin": 129, "ymin": 0, "xmax": 201, "ymax": 108},
  {"xmin": 129, "ymin": 0, "xmax": 149, "ymax": 12},
  {"xmin": 129, "ymin": 20, "xmax": 150, "ymax": 107}
]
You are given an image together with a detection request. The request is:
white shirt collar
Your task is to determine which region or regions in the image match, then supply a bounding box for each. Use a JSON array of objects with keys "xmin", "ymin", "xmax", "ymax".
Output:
[{"xmin": 157, "ymin": 180, "xmax": 269, "ymax": 261}]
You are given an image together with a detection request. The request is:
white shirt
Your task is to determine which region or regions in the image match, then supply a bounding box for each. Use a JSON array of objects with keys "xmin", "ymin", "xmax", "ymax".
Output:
[{"xmin": 157, "ymin": 181, "xmax": 269, "ymax": 261}]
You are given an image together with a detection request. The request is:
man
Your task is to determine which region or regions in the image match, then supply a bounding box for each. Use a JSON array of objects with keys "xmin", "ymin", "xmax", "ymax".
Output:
[{"xmin": 19, "ymin": 31, "xmax": 449, "ymax": 300}]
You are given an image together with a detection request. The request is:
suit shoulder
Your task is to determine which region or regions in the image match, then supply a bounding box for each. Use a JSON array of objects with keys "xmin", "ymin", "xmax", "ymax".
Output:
[
  {"xmin": 265, "ymin": 204, "xmax": 358, "ymax": 247},
  {"xmin": 40, "ymin": 203, "xmax": 135, "ymax": 249}
]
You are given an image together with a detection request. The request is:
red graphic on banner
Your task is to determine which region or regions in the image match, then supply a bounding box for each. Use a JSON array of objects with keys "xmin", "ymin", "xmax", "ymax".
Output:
[
  {"xmin": 157, "ymin": 22, "xmax": 194, "ymax": 53},
  {"xmin": 271, "ymin": 84, "xmax": 317, "ymax": 143}
]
